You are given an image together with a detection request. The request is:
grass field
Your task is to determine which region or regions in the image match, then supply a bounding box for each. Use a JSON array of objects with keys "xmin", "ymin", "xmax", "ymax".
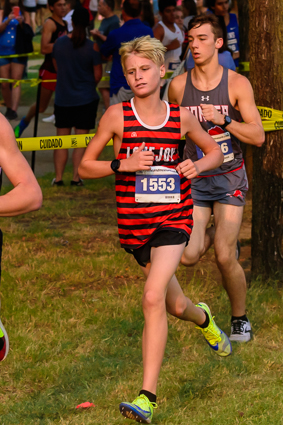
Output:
[{"xmin": 0, "ymin": 156, "xmax": 282, "ymax": 425}]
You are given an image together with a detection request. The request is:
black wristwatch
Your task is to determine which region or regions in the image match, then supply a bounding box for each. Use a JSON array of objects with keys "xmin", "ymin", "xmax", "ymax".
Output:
[
  {"xmin": 111, "ymin": 159, "xmax": 121, "ymax": 173},
  {"xmin": 222, "ymin": 115, "xmax": 232, "ymax": 128}
]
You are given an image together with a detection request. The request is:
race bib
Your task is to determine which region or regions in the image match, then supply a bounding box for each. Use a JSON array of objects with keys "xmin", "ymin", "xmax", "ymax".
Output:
[
  {"xmin": 135, "ymin": 166, "xmax": 180, "ymax": 203},
  {"xmin": 196, "ymin": 132, "xmax": 234, "ymax": 163}
]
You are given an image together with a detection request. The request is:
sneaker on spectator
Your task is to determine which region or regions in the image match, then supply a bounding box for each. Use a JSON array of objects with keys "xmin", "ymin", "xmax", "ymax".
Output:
[
  {"xmin": 5, "ymin": 108, "xmax": 18, "ymax": 120},
  {"xmin": 14, "ymin": 117, "xmax": 28, "ymax": 138},
  {"xmin": 42, "ymin": 114, "xmax": 55, "ymax": 124},
  {"xmin": 230, "ymin": 318, "xmax": 252, "ymax": 342},
  {"xmin": 51, "ymin": 178, "xmax": 64, "ymax": 186}
]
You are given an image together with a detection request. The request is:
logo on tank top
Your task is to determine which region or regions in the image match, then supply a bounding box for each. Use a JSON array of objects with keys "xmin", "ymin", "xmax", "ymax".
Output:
[
  {"xmin": 201, "ymin": 96, "xmax": 210, "ymax": 101},
  {"xmin": 131, "ymin": 132, "xmax": 137, "ymax": 137},
  {"xmin": 186, "ymin": 104, "xmax": 229, "ymax": 122},
  {"xmin": 126, "ymin": 146, "xmax": 176, "ymax": 163}
]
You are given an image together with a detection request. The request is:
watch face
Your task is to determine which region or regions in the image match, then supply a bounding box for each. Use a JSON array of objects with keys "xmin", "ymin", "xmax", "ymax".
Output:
[
  {"xmin": 225, "ymin": 115, "xmax": 232, "ymax": 125},
  {"xmin": 111, "ymin": 159, "xmax": 120, "ymax": 173}
]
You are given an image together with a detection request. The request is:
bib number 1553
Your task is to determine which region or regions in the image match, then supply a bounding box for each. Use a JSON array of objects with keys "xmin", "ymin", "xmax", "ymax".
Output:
[
  {"xmin": 135, "ymin": 172, "xmax": 180, "ymax": 203},
  {"xmin": 140, "ymin": 176, "xmax": 176, "ymax": 192}
]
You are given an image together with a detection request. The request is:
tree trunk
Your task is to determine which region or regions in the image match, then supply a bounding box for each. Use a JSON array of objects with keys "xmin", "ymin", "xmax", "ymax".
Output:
[
  {"xmin": 237, "ymin": 0, "xmax": 253, "ymax": 196},
  {"xmin": 249, "ymin": 0, "xmax": 283, "ymax": 277}
]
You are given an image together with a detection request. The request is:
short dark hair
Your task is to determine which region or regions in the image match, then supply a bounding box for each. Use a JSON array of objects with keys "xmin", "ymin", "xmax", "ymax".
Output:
[
  {"xmin": 65, "ymin": 0, "xmax": 76, "ymax": 9},
  {"xmin": 104, "ymin": 0, "xmax": 115, "ymax": 11},
  {"xmin": 123, "ymin": 0, "xmax": 142, "ymax": 18},
  {"xmin": 188, "ymin": 14, "xmax": 223, "ymax": 40},
  {"xmin": 48, "ymin": 0, "xmax": 62, "ymax": 8},
  {"xmin": 158, "ymin": 0, "xmax": 176, "ymax": 14}
]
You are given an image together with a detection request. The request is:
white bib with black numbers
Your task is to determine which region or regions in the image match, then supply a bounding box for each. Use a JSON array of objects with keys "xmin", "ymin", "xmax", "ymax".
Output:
[{"xmin": 135, "ymin": 166, "xmax": 180, "ymax": 203}]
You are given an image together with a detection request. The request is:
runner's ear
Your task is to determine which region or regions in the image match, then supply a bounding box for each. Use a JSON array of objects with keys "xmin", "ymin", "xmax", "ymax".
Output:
[
  {"xmin": 160, "ymin": 64, "xmax": 165, "ymax": 78},
  {"xmin": 215, "ymin": 38, "xmax": 223, "ymax": 49}
]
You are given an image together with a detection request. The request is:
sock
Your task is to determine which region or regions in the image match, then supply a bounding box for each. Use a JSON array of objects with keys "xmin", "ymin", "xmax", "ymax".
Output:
[
  {"xmin": 139, "ymin": 390, "xmax": 156, "ymax": 404},
  {"xmin": 198, "ymin": 310, "xmax": 210, "ymax": 329},
  {"xmin": 231, "ymin": 314, "xmax": 248, "ymax": 322}
]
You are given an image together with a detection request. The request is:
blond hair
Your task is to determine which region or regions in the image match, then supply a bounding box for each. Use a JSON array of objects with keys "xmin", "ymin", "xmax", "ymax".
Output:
[{"xmin": 119, "ymin": 35, "xmax": 166, "ymax": 74}]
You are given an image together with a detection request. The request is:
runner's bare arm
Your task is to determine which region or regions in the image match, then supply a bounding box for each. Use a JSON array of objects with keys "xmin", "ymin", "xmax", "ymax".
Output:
[
  {"xmin": 78, "ymin": 105, "xmax": 154, "ymax": 179},
  {"xmin": 176, "ymin": 107, "xmax": 223, "ymax": 179},
  {"xmin": 200, "ymin": 73, "xmax": 264, "ymax": 147},
  {"xmin": 153, "ymin": 24, "xmax": 164, "ymax": 43},
  {"xmin": 168, "ymin": 73, "xmax": 187, "ymax": 105},
  {"xmin": 0, "ymin": 116, "xmax": 42, "ymax": 216},
  {"xmin": 41, "ymin": 19, "xmax": 57, "ymax": 54}
]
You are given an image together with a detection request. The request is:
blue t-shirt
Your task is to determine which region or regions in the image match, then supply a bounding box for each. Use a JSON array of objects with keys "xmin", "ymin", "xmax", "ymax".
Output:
[
  {"xmin": 186, "ymin": 50, "xmax": 236, "ymax": 71},
  {"xmin": 53, "ymin": 36, "xmax": 101, "ymax": 106},
  {"xmin": 226, "ymin": 13, "xmax": 239, "ymax": 67},
  {"xmin": 100, "ymin": 19, "xmax": 153, "ymax": 96},
  {"xmin": 97, "ymin": 14, "xmax": 120, "ymax": 49}
]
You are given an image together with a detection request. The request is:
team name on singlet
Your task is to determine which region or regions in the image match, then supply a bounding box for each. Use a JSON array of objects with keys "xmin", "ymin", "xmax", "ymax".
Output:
[
  {"xmin": 185, "ymin": 104, "xmax": 229, "ymax": 122},
  {"xmin": 126, "ymin": 146, "xmax": 177, "ymax": 163}
]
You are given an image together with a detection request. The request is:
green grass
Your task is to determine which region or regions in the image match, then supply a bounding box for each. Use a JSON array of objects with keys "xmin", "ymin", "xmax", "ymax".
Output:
[{"xmin": 0, "ymin": 164, "xmax": 282, "ymax": 424}]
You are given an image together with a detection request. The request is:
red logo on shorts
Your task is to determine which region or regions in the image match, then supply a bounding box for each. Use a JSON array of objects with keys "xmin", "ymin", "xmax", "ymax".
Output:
[{"xmin": 226, "ymin": 190, "xmax": 244, "ymax": 199}]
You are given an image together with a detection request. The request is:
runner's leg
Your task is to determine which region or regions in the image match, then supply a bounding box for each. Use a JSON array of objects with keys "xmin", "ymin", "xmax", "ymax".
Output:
[{"xmin": 213, "ymin": 202, "xmax": 246, "ymax": 317}]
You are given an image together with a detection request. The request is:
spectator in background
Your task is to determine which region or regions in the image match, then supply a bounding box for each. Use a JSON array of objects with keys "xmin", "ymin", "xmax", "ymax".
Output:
[
  {"xmin": 186, "ymin": 14, "xmax": 235, "ymax": 70},
  {"xmin": 64, "ymin": 0, "xmax": 76, "ymax": 32},
  {"xmin": 51, "ymin": 7, "xmax": 102, "ymax": 186},
  {"xmin": 0, "ymin": 0, "xmax": 27, "ymax": 120},
  {"xmin": 89, "ymin": 0, "xmax": 97, "ymax": 29},
  {"xmin": 100, "ymin": 0, "xmax": 153, "ymax": 106},
  {"xmin": 14, "ymin": 0, "xmax": 68, "ymax": 138},
  {"xmin": 182, "ymin": 0, "xmax": 196, "ymax": 29},
  {"xmin": 23, "ymin": 0, "xmax": 36, "ymax": 33},
  {"xmin": 140, "ymin": 0, "xmax": 155, "ymax": 28},
  {"xmin": 90, "ymin": 0, "xmax": 120, "ymax": 110},
  {"xmin": 174, "ymin": 5, "xmax": 184, "ymax": 33},
  {"xmin": 208, "ymin": 0, "xmax": 239, "ymax": 67},
  {"xmin": 153, "ymin": 0, "xmax": 184, "ymax": 83},
  {"xmin": 196, "ymin": 0, "xmax": 209, "ymax": 15},
  {"xmin": 36, "ymin": 0, "xmax": 48, "ymax": 31},
  {"xmin": 175, "ymin": 5, "xmax": 188, "ymax": 60}
]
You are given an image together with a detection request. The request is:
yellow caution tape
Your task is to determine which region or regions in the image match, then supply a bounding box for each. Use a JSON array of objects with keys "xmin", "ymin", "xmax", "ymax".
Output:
[
  {"xmin": 16, "ymin": 133, "xmax": 113, "ymax": 152},
  {"xmin": 0, "ymin": 78, "xmax": 56, "ymax": 87},
  {"xmin": 238, "ymin": 62, "xmax": 250, "ymax": 72},
  {"xmin": 257, "ymin": 106, "xmax": 283, "ymax": 132},
  {"xmin": 0, "ymin": 51, "xmax": 41, "ymax": 59}
]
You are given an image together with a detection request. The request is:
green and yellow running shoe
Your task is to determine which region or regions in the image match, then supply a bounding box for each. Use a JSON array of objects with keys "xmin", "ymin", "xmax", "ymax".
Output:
[
  {"xmin": 14, "ymin": 117, "xmax": 28, "ymax": 138},
  {"xmin": 119, "ymin": 394, "xmax": 157, "ymax": 424},
  {"xmin": 196, "ymin": 302, "xmax": 232, "ymax": 357}
]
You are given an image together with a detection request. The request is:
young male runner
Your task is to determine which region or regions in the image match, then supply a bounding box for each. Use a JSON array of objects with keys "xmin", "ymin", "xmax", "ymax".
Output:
[
  {"xmin": 0, "ymin": 114, "xmax": 43, "ymax": 361},
  {"xmin": 169, "ymin": 14, "xmax": 265, "ymax": 342},
  {"xmin": 79, "ymin": 35, "xmax": 230, "ymax": 423}
]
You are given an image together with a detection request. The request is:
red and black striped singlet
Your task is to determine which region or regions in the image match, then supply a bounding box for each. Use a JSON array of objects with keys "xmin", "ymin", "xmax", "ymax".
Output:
[{"xmin": 116, "ymin": 99, "xmax": 193, "ymax": 249}]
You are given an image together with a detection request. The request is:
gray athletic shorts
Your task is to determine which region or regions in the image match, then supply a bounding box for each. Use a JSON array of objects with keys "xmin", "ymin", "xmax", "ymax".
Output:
[{"xmin": 191, "ymin": 164, "xmax": 248, "ymax": 208}]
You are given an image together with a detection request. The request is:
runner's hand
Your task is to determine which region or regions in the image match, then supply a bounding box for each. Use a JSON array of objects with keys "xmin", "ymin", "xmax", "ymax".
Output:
[
  {"xmin": 200, "ymin": 104, "xmax": 225, "ymax": 126},
  {"xmin": 176, "ymin": 159, "xmax": 199, "ymax": 179},
  {"xmin": 120, "ymin": 142, "xmax": 154, "ymax": 172}
]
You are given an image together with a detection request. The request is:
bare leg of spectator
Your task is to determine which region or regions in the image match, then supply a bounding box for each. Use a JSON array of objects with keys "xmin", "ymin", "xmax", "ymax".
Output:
[
  {"xmin": 10, "ymin": 62, "xmax": 25, "ymax": 113},
  {"xmin": 72, "ymin": 128, "xmax": 87, "ymax": 183},
  {"xmin": 0, "ymin": 63, "xmax": 12, "ymax": 111},
  {"xmin": 54, "ymin": 127, "xmax": 71, "ymax": 182}
]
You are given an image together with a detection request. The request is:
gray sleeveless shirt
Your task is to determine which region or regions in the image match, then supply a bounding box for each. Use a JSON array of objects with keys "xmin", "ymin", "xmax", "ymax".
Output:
[{"xmin": 181, "ymin": 67, "xmax": 243, "ymax": 176}]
